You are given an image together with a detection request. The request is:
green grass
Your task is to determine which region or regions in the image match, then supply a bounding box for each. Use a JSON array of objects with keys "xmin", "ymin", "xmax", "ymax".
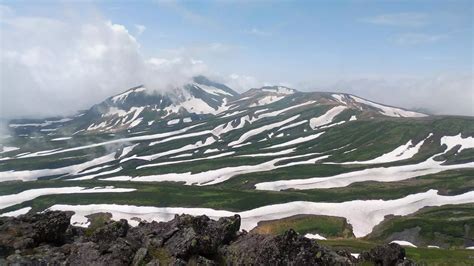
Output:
[
  {"xmin": 367, "ymin": 204, "xmax": 474, "ymax": 248},
  {"xmin": 251, "ymin": 214, "xmax": 354, "ymax": 238},
  {"xmin": 319, "ymin": 239, "xmax": 474, "ymax": 265},
  {"xmin": 1, "ymin": 113, "xmax": 473, "ymax": 254},
  {"xmin": 1, "ymin": 168, "xmax": 473, "ymax": 217}
]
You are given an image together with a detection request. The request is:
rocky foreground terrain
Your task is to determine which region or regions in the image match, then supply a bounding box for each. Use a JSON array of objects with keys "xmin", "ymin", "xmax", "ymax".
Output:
[{"xmin": 0, "ymin": 211, "xmax": 413, "ymax": 265}]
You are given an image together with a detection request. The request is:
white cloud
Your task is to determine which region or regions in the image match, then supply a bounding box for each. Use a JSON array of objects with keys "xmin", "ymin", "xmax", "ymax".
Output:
[
  {"xmin": 361, "ymin": 12, "xmax": 429, "ymax": 27},
  {"xmin": 393, "ymin": 33, "xmax": 447, "ymax": 45},
  {"xmin": 135, "ymin": 24, "xmax": 146, "ymax": 35},
  {"xmin": 222, "ymin": 74, "xmax": 263, "ymax": 92},
  {"xmin": 301, "ymin": 73, "xmax": 474, "ymax": 116},
  {"xmin": 0, "ymin": 8, "xmax": 208, "ymax": 118}
]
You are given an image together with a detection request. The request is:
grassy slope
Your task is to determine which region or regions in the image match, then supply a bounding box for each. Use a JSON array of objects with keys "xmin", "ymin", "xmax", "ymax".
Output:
[
  {"xmin": 320, "ymin": 239, "xmax": 474, "ymax": 265},
  {"xmin": 1, "ymin": 111, "xmax": 473, "ymax": 262}
]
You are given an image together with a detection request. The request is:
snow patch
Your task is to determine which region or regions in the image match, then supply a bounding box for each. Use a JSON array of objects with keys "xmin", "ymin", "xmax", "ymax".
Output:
[
  {"xmin": 0, "ymin": 207, "xmax": 32, "ymax": 217},
  {"xmin": 351, "ymin": 95, "xmax": 426, "ymax": 118},
  {"xmin": 304, "ymin": 233, "xmax": 327, "ymax": 240},
  {"xmin": 391, "ymin": 240, "xmax": 417, "ymax": 248},
  {"xmin": 309, "ymin": 106, "xmax": 347, "ymax": 129}
]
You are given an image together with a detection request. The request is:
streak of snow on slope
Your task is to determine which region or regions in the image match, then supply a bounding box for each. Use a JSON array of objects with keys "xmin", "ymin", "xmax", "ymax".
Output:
[
  {"xmin": 69, "ymin": 167, "xmax": 123, "ymax": 181},
  {"xmin": 228, "ymin": 115, "xmax": 300, "ymax": 146},
  {"xmin": 0, "ymin": 146, "xmax": 19, "ymax": 153},
  {"xmin": 103, "ymin": 154, "xmax": 326, "ymax": 186},
  {"xmin": 87, "ymin": 121, "xmax": 107, "ymax": 131},
  {"xmin": 111, "ymin": 87, "xmax": 146, "ymax": 103},
  {"xmin": 339, "ymin": 133, "xmax": 432, "ymax": 164},
  {"xmin": 165, "ymin": 96, "xmax": 228, "ymax": 115},
  {"xmin": 170, "ymin": 153, "xmax": 193, "ymax": 158},
  {"xmin": 167, "ymin": 119, "xmax": 180, "ymax": 125},
  {"xmin": 318, "ymin": 121, "xmax": 346, "ymax": 129},
  {"xmin": 440, "ymin": 134, "xmax": 474, "ymax": 152},
  {"xmin": 277, "ymin": 120, "xmax": 308, "ymax": 131},
  {"xmin": 149, "ymin": 130, "xmax": 212, "ymax": 147},
  {"xmin": 127, "ymin": 136, "xmax": 216, "ymax": 162},
  {"xmin": 195, "ymin": 84, "xmax": 233, "ymax": 96},
  {"xmin": 203, "ymin": 148, "xmax": 219, "ymax": 154},
  {"xmin": 221, "ymin": 110, "xmax": 246, "ymax": 118},
  {"xmin": 0, "ymin": 152, "xmax": 119, "ymax": 182},
  {"xmin": 47, "ymin": 190, "xmax": 474, "ymax": 237},
  {"xmin": 51, "ymin": 137, "xmax": 72, "ymax": 141},
  {"xmin": 304, "ymin": 233, "xmax": 327, "ymax": 240},
  {"xmin": 137, "ymin": 152, "xmax": 235, "ymax": 168},
  {"xmin": 238, "ymin": 148, "xmax": 296, "ymax": 157},
  {"xmin": 0, "ymin": 207, "xmax": 32, "ymax": 217},
  {"xmin": 233, "ymin": 142, "xmax": 251, "ymax": 148},
  {"xmin": 309, "ymin": 106, "xmax": 347, "ymax": 129},
  {"xmin": 257, "ymin": 101, "xmax": 315, "ymax": 119},
  {"xmin": 351, "ymin": 95, "xmax": 426, "ymax": 118},
  {"xmin": 264, "ymin": 132, "xmax": 325, "ymax": 149},
  {"xmin": 332, "ymin": 94, "xmax": 347, "ymax": 105},
  {"xmin": 0, "ymin": 187, "xmax": 136, "ymax": 210},
  {"xmin": 119, "ymin": 144, "xmax": 139, "ymax": 158},
  {"xmin": 391, "ymin": 240, "xmax": 417, "ymax": 247},
  {"xmin": 254, "ymin": 108, "xmax": 268, "ymax": 114},
  {"xmin": 12, "ymin": 124, "xmax": 203, "ymax": 158},
  {"xmin": 255, "ymin": 152, "xmax": 474, "ymax": 191}
]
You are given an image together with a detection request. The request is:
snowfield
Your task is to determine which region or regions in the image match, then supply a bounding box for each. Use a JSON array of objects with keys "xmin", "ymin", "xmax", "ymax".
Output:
[
  {"xmin": 309, "ymin": 106, "xmax": 346, "ymax": 129},
  {"xmin": 339, "ymin": 133, "xmax": 433, "ymax": 164},
  {"xmin": 46, "ymin": 189, "xmax": 474, "ymax": 237},
  {"xmin": 0, "ymin": 207, "xmax": 32, "ymax": 217},
  {"xmin": 350, "ymin": 96, "xmax": 426, "ymax": 118},
  {"xmin": 228, "ymin": 115, "xmax": 300, "ymax": 146},
  {"xmin": 0, "ymin": 186, "xmax": 136, "ymax": 210},
  {"xmin": 0, "ymin": 152, "xmax": 119, "ymax": 182},
  {"xmin": 440, "ymin": 134, "xmax": 474, "ymax": 153},
  {"xmin": 255, "ymin": 154, "xmax": 474, "ymax": 191},
  {"xmin": 103, "ymin": 154, "xmax": 327, "ymax": 186}
]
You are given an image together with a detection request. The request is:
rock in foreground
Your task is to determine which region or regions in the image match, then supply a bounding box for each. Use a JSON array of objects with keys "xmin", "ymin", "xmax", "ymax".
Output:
[{"xmin": 0, "ymin": 211, "xmax": 413, "ymax": 265}]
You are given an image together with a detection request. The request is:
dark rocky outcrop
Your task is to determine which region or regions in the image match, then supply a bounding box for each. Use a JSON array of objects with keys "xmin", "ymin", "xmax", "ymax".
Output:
[
  {"xmin": 0, "ymin": 211, "xmax": 414, "ymax": 265},
  {"xmin": 359, "ymin": 243, "xmax": 412, "ymax": 266}
]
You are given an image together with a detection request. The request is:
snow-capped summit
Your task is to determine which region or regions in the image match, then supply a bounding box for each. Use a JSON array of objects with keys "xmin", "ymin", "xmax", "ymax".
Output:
[{"xmin": 66, "ymin": 76, "xmax": 239, "ymax": 133}]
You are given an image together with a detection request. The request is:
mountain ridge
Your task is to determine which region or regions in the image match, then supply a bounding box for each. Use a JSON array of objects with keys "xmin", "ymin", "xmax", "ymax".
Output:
[{"xmin": 6, "ymin": 76, "xmax": 428, "ymax": 136}]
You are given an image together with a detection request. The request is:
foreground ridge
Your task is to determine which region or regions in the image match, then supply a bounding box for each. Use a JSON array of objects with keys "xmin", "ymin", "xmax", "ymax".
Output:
[{"xmin": 0, "ymin": 211, "xmax": 413, "ymax": 265}]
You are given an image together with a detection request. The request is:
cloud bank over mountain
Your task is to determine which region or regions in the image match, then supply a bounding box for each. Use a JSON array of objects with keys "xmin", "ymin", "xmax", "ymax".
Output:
[
  {"xmin": 0, "ymin": 7, "xmax": 210, "ymax": 118},
  {"xmin": 0, "ymin": 4, "xmax": 472, "ymax": 118}
]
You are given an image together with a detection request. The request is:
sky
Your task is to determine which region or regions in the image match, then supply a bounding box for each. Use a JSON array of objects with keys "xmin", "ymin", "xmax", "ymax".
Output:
[{"xmin": 0, "ymin": 0, "xmax": 473, "ymax": 118}]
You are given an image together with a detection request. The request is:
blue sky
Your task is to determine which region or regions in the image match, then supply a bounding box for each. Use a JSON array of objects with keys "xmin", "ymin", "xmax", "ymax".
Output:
[
  {"xmin": 1, "ymin": 0, "xmax": 473, "ymax": 117},
  {"xmin": 110, "ymin": 0, "xmax": 471, "ymax": 79}
]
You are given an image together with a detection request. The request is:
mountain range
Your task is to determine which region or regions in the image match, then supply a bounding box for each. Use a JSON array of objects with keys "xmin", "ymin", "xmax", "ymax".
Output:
[{"xmin": 1, "ymin": 76, "xmax": 473, "ymax": 263}]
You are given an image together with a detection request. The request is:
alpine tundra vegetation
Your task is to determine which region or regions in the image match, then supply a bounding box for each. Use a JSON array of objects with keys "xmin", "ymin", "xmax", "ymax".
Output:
[
  {"xmin": 1, "ymin": 0, "xmax": 473, "ymax": 265},
  {"xmin": 1, "ymin": 76, "xmax": 473, "ymax": 264}
]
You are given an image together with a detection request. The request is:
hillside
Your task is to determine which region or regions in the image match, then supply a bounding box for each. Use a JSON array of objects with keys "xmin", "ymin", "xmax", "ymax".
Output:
[{"xmin": 1, "ymin": 77, "xmax": 473, "ymax": 257}]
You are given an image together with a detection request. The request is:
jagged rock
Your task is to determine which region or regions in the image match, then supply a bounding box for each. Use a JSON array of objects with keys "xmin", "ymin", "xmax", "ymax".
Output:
[
  {"xmin": 0, "ymin": 211, "xmax": 72, "ymax": 255},
  {"xmin": 359, "ymin": 243, "xmax": 415, "ymax": 266},
  {"xmin": 127, "ymin": 214, "xmax": 240, "ymax": 261},
  {"xmin": 0, "ymin": 211, "xmax": 415, "ymax": 266},
  {"xmin": 221, "ymin": 229, "xmax": 355, "ymax": 265}
]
